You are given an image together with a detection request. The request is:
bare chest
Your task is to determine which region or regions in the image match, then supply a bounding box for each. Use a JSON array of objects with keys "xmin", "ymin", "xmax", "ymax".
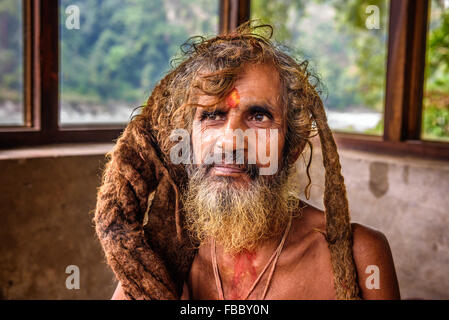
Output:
[{"xmin": 185, "ymin": 238, "xmax": 337, "ymax": 300}]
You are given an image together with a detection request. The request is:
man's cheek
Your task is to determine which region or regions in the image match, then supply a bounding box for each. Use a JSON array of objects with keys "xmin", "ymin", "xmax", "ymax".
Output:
[
  {"xmin": 191, "ymin": 135, "xmax": 201, "ymax": 165},
  {"xmin": 255, "ymin": 128, "xmax": 279, "ymax": 176},
  {"xmin": 192, "ymin": 121, "xmax": 212, "ymax": 164},
  {"xmin": 193, "ymin": 128, "xmax": 222, "ymax": 165}
]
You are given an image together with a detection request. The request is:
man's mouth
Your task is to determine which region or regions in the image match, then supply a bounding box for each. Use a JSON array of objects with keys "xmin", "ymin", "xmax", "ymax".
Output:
[
  {"xmin": 197, "ymin": 161, "xmax": 259, "ymax": 180},
  {"xmin": 211, "ymin": 164, "xmax": 247, "ymax": 175}
]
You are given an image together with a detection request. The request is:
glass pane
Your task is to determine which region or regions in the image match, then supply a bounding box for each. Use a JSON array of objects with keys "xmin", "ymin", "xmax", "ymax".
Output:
[
  {"xmin": 0, "ymin": 0, "xmax": 24, "ymax": 126},
  {"xmin": 251, "ymin": 0, "xmax": 389, "ymax": 135},
  {"xmin": 59, "ymin": 0, "xmax": 218, "ymax": 125},
  {"xmin": 422, "ymin": 0, "xmax": 449, "ymax": 142}
]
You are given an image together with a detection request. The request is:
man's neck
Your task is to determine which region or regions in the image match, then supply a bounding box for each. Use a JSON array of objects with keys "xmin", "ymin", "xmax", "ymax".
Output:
[
  {"xmin": 213, "ymin": 236, "xmax": 282, "ymax": 271},
  {"xmin": 210, "ymin": 216, "xmax": 294, "ymax": 299}
]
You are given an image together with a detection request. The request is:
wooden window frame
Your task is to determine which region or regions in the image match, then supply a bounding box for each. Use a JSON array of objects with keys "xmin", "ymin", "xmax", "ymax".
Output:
[
  {"xmin": 1, "ymin": 0, "xmax": 448, "ymax": 161},
  {"xmin": 334, "ymin": 0, "xmax": 449, "ymax": 160},
  {"xmin": 0, "ymin": 0, "xmax": 123, "ymax": 148}
]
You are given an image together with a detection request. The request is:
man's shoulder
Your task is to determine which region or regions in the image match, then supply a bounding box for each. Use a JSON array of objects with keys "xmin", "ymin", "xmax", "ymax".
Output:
[
  {"xmin": 351, "ymin": 222, "xmax": 391, "ymax": 259},
  {"xmin": 350, "ymin": 223, "xmax": 400, "ymax": 299},
  {"xmin": 296, "ymin": 203, "xmax": 391, "ymax": 256},
  {"xmin": 292, "ymin": 203, "xmax": 400, "ymax": 298},
  {"xmin": 295, "ymin": 201, "xmax": 325, "ymax": 231}
]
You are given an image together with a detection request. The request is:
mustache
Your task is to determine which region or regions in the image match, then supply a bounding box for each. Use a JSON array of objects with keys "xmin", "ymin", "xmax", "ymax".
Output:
[{"xmin": 189, "ymin": 148, "xmax": 260, "ymax": 180}]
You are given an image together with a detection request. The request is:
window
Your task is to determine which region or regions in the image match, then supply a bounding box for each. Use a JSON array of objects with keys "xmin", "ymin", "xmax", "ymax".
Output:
[
  {"xmin": 422, "ymin": 0, "xmax": 449, "ymax": 142},
  {"xmin": 0, "ymin": 0, "xmax": 24, "ymax": 126},
  {"xmin": 251, "ymin": 0, "xmax": 389, "ymax": 135},
  {"xmin": 250, "ymin": 0, "xmax": 449, "ymax": 160},
  {"xmin": 1, "ymin": 0, "xmax": 448, "ymax": 161},
  {"xmin": 59, "ymin": 0, "xmax": 218, "ymax": 125},
  {"xmin": 0, "ymin": 0, "xmax": 219, "ymax": 148}
]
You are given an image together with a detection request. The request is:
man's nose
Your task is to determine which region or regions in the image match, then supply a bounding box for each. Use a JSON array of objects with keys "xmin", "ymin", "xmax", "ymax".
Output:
[
  {"xmin": 217, "ymin": 112, "xmax": 248, "ymax": 151},
  {"xmin": 220, "ymin": 109, "xmax": 247, "ymax": 150}
]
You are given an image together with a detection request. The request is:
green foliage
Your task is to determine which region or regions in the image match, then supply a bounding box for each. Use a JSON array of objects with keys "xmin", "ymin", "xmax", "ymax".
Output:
[
  {"xmin": 427, "ymin": 5, "xmax": 449, "ymax": 79},
  {"xmin": 423, "ymin": 0, "xmax": 449, "ymax": 141},
  {"xmin": 251, "ymin": 0, "xmax": 388, "ymax": 113},
  {"xmin": 251, "ymin": 0, "xmax": 448, "ymax": 140},
  {"xmin": 422, "ymin": 104, "xmax": 449, "ymax": 141},
  {"xmin": 1, "ymin": 0, "xmax": 448, "ymax": 139},
  {"xmin": 60, "ymin": 0, "xmax": 217, "ymax": 105},
  {"xmin": 250, "ymin": 0, "xmax": 304, "ymax": 43},
  {"xmin": 0, "ymin": 0, "xmax": 23, "ymax": 102}
]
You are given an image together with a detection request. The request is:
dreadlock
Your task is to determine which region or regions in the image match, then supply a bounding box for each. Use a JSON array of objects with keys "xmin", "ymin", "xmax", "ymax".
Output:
[{"xmin": 94, "ymin": 21, "xmax": 360, "ymax": 300}]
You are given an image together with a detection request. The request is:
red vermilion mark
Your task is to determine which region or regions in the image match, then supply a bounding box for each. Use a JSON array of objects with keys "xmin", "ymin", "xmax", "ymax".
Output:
[
  {"xmin": 226, "ymin": 88, "xmax": 240, "ymax": 108},
  {"xmin": 230, "ymin": 250, "xmax": 258, "ymax": 299}
]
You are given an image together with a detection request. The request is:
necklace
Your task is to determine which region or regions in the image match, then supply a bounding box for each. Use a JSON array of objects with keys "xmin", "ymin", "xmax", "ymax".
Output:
[{"xmin": 211, "ymin": 215, "xmax": 292, "ymax": 300}]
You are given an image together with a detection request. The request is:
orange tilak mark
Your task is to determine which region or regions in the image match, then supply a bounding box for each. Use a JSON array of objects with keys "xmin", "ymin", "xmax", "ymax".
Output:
[
  {"xmin": 230, "ymin": 250, "xmax": 258, "ymax": 299},
  {"xmin": 226, "ymin": 88, "xmax": 240, "ymax": 108}
]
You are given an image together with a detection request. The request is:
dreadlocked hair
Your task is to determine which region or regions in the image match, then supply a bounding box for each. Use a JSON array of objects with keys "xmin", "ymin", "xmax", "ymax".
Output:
[{"xmin": 94, "ymin": 20, "xmax": 360, "ymax": 300}]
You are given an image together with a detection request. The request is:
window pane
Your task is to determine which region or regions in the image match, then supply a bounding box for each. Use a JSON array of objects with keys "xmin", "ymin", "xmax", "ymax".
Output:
[
  {"xmin": 422, "ymin": 0, "xmax": 449, "ymax": 142},
  {"xmin": 251, "ymin": 0, "xmax": 389, "ymax": 135},
  {"xmin": 0, "ymin": 0, "xmax": 24, "ymax": 126},
  {"xmin": 59, "ymin": 0, "xmax": 218, "ymax": 125}
]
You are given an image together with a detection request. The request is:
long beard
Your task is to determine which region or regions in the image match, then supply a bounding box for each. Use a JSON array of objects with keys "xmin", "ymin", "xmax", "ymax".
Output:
[{"xmin": 182, "ymin": 160, "xmax": 300, "ymax": 254}]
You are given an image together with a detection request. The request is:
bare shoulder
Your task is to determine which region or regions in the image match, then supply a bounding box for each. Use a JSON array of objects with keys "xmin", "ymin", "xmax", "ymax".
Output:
[
  {"xmin": 295, "ymin": 203, "xmax": 400, "ymax": 299},
  {"xmin": 351, "ymin": 223, "xmax": 401, "ymax": 299},
  {"xmin": 294, "ymin": 201, "xmax": 326, "ymax": 232},
  {"xmin": 351, "ymin": 223, "xmax": 390, "ymax": 260}
]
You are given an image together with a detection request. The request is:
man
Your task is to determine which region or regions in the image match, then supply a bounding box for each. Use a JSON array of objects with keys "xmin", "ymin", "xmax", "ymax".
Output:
[{"xmin": 95, "ymin": 23, "xmax": 400, "ymax": 300}]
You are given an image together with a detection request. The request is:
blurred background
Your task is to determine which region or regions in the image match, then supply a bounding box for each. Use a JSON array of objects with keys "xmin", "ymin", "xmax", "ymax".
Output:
[{"xmin": 0, "ymin": 0, "xmax": 448, "ymax": 299}]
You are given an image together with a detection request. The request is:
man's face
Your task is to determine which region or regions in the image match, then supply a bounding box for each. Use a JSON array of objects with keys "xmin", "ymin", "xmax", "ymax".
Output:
[
  {"xmin": 191, "ymin": 63, "xmax": 286, "ymax": 184},
  {"xmin": 183, "ymin": 63, "xmax": 297, "ymax": 254}
]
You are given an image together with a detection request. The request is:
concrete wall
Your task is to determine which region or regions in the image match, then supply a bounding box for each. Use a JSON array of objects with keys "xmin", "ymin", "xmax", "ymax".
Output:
[
  {"xmin": 0, "ymin": 143, "xmax": 448, "ymax": 299},
  {"xmin": 0, "ymin": 145, "xmax": 115, "ymax": 299},
  {"xmin": 296, "ymin": 146, "xmax": 449, "ymax": 299}
]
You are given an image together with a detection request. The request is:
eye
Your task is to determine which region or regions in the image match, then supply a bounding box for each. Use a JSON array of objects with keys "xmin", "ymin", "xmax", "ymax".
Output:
[
  {"xmin": 199, "ymin": 110, "xmax": 226, "ymax": 122},
  {"xmin": 247, "ymin": 105, "xmax": 274, "ymax": 123},
  {"xmin": 248, "ymin": 111, "xmax": 273, "ymax": 123},
  {"xmin": 250, "ymin": 112, "xmax": 269, "ymax": 122}
]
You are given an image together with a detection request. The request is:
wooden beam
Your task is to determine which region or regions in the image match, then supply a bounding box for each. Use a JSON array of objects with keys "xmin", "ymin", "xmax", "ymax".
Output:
[
  {"xmin": 219, "ymin": 0, "xmax": 230, "ymax": 35},
  {"xmin": 219, "ymin": 0, "xmax": 250, "ymax": 34},
  {"xmin": 334, "ymin": 132, "xmax": 449, "ymax": 161},
  {"xmin": 404, "ymin": 0, "xmax": 429, "ymax": 140},
  {"xmin": 237, "ymin": 0, "xmax": 251, "ymax": 27},
  {"xmin": 384, "ymin": 0, "xmax": 410, "ymax": 142},
  {"xmin": 24, "ymin": 0, "xmax": 32, "ymax": 127},
  {"xmin": 40, "ymin": 0, "xmax": 59, "ymax": 132},
  {"xmin": 384, "ymin": 0, "xmax": 429, "ymax": 142}
]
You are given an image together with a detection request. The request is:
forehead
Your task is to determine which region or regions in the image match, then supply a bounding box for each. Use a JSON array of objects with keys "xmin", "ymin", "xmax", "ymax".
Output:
[
  {"xmin": 197, "ymin": 63, "xmax": 283, "ymax": 110},
  {"xmin": 232, "ymin": 63, "xmax": 282, "ymax": 109}
]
